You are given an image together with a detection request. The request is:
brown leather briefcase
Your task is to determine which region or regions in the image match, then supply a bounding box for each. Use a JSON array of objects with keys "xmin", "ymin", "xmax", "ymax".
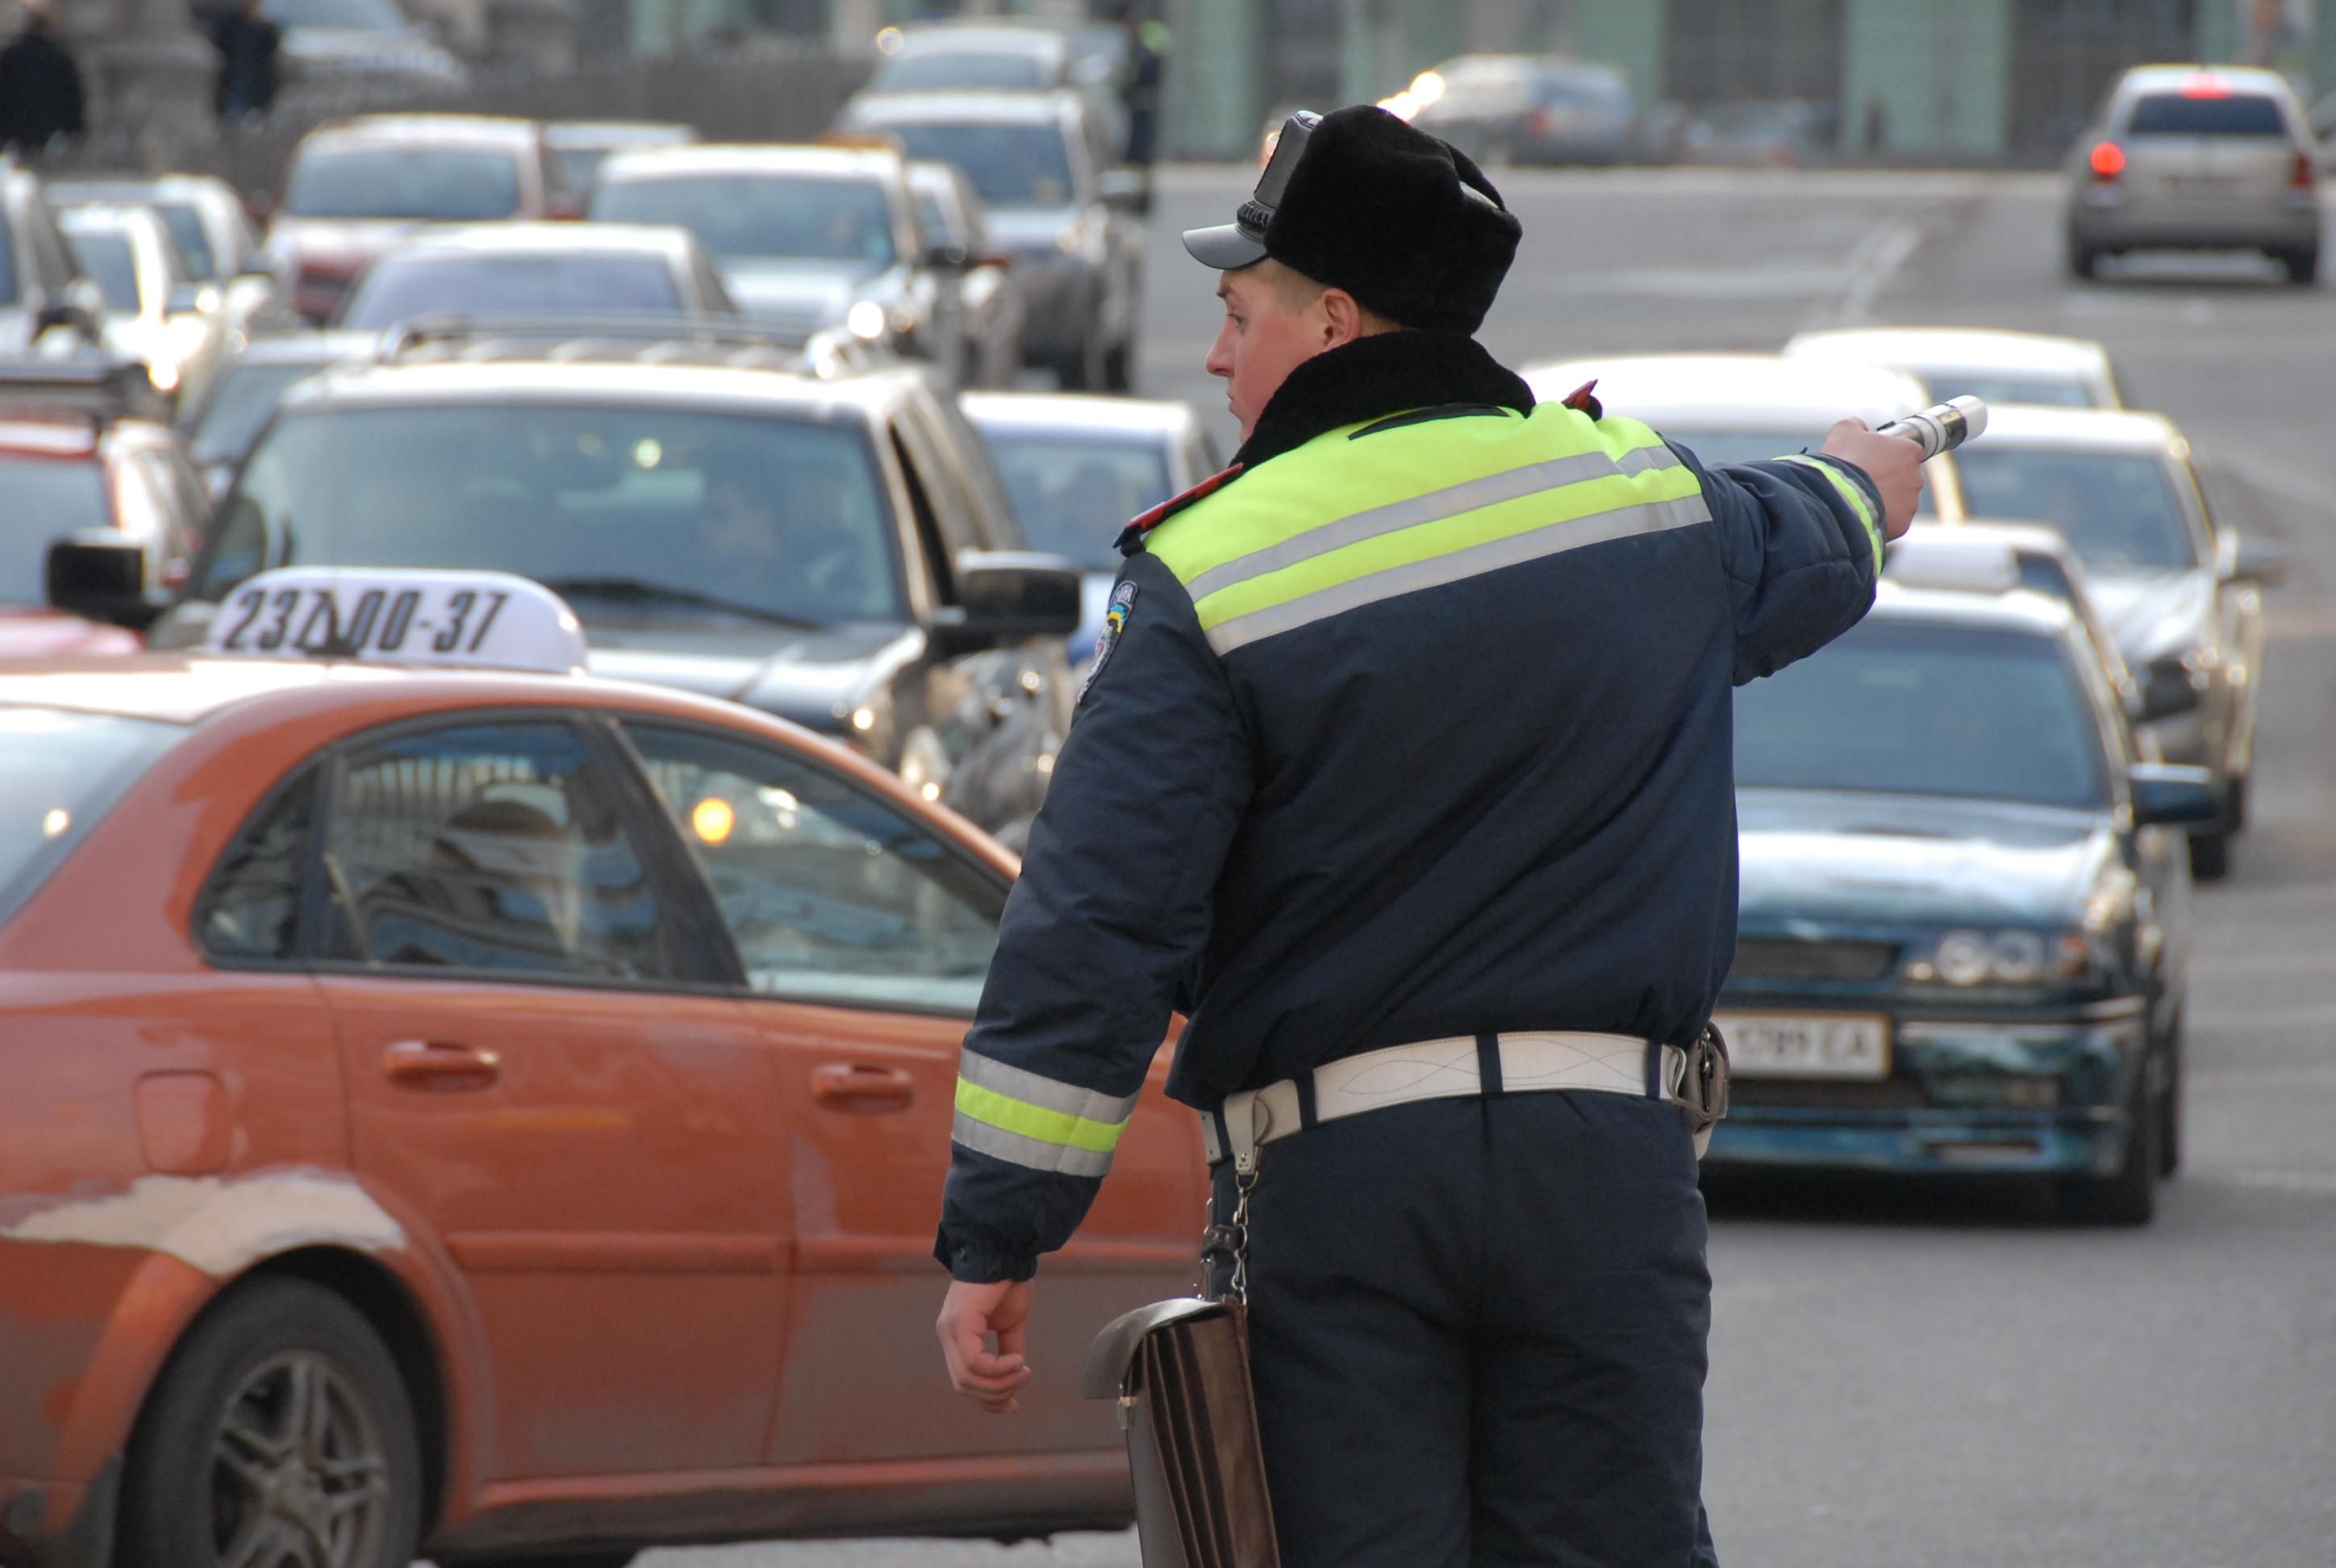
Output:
[{"xmin": 1079, "ymin": 1297, "xmax": 1282, "ymax": 1568}]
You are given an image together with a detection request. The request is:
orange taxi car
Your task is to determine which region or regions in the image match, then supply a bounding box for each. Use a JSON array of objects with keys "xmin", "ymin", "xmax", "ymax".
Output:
[{"xmin": 0, "ymin": 569, "xmax": 1203, "ymax": 1568}]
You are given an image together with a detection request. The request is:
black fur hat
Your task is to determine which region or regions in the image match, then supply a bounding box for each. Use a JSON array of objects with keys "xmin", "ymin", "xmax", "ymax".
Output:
[{"xmin": 1183, "ymin": 104, "xmax": 1523, "ymax": 335}]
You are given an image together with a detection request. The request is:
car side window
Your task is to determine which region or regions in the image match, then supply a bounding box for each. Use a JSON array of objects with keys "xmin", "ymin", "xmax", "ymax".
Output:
[
  {"xmin": 320, "ymin": 719, "xmax": 681, "ymax": 982},
  {"xmin": 198, "ymin": 769, "xmax": 319, "ymax": 962},
  {"xmin": 621, "ymin": 721, "xmax": 1003, "ymax": 1011},
  {"xmin": 891, "ymin": 406, "xmax": 980, "ymax": 557}
]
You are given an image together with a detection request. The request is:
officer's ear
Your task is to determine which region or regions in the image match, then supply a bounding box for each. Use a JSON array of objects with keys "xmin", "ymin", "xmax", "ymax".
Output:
[{"xmin": 1318, "ymin": 286, "xmax": 1369, "ymax": 349}]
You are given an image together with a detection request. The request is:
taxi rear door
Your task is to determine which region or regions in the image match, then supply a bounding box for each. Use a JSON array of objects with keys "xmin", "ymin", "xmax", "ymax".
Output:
[
  {"xmin": 613, "ymin": 717, "xmax": 1205, "ymax": 1470},
  {"xmin": 310, "ymin": 713, "xmax": 791, "ymax": 1481}
]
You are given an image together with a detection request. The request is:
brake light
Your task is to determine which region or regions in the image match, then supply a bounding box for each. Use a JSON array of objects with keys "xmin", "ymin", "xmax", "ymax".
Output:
[
  {"xmin": 2090, "ymin": 141, "xmax": 2126, "ymax": 181},
  {"xmin": 2180, "ymin": 73, "xmax": 2230, "ymax": 98},
  {"xmin": 2293, "ymin": 150, "xmax": 2316, "ymax": 189}
]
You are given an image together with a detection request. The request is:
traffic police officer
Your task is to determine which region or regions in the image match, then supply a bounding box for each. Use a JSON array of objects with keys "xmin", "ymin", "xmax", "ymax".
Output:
[{"xmin": 935, "ymin": 104, "xmax": 1922, "ymax": 1565}]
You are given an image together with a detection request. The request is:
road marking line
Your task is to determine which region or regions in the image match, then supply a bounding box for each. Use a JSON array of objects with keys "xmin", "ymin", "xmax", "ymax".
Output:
[
  {"xmin": 1828, "ymin": 219, "xmax": 1924, "ymax": 327},
  {"xmin": 2214, "ymin": 1169, "xmax": 2336, "ymax": 1195}
]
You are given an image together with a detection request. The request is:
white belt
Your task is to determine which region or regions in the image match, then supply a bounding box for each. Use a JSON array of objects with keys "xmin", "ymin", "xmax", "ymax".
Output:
[{"xmin": 1200, "ymin": 1032, "xmax": 1686, "ymax": 1172}]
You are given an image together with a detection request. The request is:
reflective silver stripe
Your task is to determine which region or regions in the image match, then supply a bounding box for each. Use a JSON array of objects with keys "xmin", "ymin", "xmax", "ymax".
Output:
[
  {"xmin": 952, "ymin": 1110, "xmax": 1116, "ymax": 1179},
  {"xmin": 1183, "ymin": 444, "xmax": 1685, "ymax": 603},
  {"xmin": 1208, "ymin": 490, "xmax": 1712, "ymax": 656},
  {"xmin": 957, "ymin": 1047, "xmax": 1141, "ymax": 1128}
]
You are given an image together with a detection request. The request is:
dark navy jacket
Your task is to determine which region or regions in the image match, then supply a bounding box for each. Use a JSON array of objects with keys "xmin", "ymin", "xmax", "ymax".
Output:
[{"xmin": 939, "ymin": 332, "xmax": 1883, "ymax": 1282}]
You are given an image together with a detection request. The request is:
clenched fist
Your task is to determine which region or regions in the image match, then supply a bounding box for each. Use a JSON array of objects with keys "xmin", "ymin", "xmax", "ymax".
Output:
[{"xmin": 1818, "ymin": 418, "xmax": 1925, "ymax": 543}]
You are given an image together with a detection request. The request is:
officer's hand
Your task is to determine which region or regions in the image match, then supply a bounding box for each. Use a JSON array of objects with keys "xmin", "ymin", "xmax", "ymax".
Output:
[
  {"xmin": 937, "ymin": 1278, "xmax": 1036, "ymax": 1415},
  {"xmin": 1818, "ymin": 418, "xmax": 1923, "ymax": 542}
]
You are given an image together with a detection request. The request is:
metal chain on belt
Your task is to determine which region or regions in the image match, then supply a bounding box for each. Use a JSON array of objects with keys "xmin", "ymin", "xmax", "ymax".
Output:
[{"xmin": 1199, "ymin": 1166, "xmax": 1258, "ymax": 1305}]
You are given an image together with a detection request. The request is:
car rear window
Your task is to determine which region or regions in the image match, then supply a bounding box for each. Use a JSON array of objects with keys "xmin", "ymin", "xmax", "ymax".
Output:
[
  {"xmin": 882, "ymin": 122, "xmax": 1075, "ymax": 210},
  {"xmin": 2127, "ymin": 92, "xmax": 2288, "ymax": 137},
  {"xmin": 1918, "ymin": 373, "xmax": 2092, "ymax": 410},
  {"xmin": 68, "ymin": 231, "xmax": 141, "ymax": 312},
  {"xmin": 977, "ymin": 428, "xmax": 1170, "ymax": 569},
  {"xmin": 1955, "ymin": 447, "xmax": 2199, "ymax": 573},
  {"xmin": 149, "ymin": 202, "xmax": 217, "ymax": 280},
  {"xmin": 0, "ymin": 707, "xmax": 180, "ymax": 928},
  {"xmin": 200, "ymin": 402, "xmax": 903, "ymax": 626},
  {"xmin": 590, "ymin": 174, "xmax": 896, "ymax": 266},
  {"xmin": 338, "ymin": 253, "xmax": 684, "ymax": 328},
  {"xmin": 1734, "ymin": 621, "xmax": 2105, "ymax": 809},
  {"xmin": 286, "ymin": 148, "xmax": 523, "ymax": 221},
  {"xmin": 871, "ymin": 52, "xmax": 1052, "ymax": 92},
  {"xmin": 0, "ymin": 456, "xmax": 109, "ymax": 603}
]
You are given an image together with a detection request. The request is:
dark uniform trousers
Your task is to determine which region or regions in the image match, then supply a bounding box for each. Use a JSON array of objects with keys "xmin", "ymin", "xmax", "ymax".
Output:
[{"xmin": 1210, "ymin": 1090, "xmax": 1721, "ymax": 1568}]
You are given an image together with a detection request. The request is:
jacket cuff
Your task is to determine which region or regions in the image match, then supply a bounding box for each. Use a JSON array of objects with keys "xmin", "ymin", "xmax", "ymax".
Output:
[{"xmin": 933, "ymin": 1227, "xmax": 1040, "ymax": 1284}]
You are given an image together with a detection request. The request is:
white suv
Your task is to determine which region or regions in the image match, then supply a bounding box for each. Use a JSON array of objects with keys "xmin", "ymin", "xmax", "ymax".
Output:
[{"xmin": 2066, "ymin": 65, "xmax": 2321, "ymax": 283}]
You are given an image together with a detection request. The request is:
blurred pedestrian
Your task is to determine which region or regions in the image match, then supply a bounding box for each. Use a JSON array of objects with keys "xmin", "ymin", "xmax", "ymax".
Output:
[
  {"xmin": 208, "ymin": 0, "xmax": 281, "ymax": 124},
  {"xmin": 0, "ymin": 0, "xmax": 86, "ymax": 155},
  {"xmin": 1113, "ymin": 2, "xmax": 1165, "ymax": 167}
]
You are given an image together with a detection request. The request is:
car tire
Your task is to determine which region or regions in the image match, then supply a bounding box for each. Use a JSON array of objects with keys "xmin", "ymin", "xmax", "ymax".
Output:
[
  {"xmin": 118, "ymin": 1276, "xmax": 425, "ymax": 1568},
  {"xmin": 2159, "ymin": 1009, "xmax": 2184, "ymax": 1178},
  {"xmin": 2279, "ymin": 244, "xmax": 2319, "ymax": 285},
  {"xmin": 1057, "ymin": 323, "xmax": 1107, "ymax": 393},
  {"xmin": 1103, "ymin": 335, "xmax": 1135, "ymax": 394},
  {"xmin": 2225, "ymin": 774, "xmax": 2249, "ymax": 833},
  {"xmin": 2188, "ymin": 827, "xmax": 2230, "ymax": 881},
  {"xmin": 2066, "ymin": 235, "xmax": 2102, "ymax": 279},
  {"xmin": 2063, "ymin": 1062, "xmax": 2160, "ymax": 1226}
]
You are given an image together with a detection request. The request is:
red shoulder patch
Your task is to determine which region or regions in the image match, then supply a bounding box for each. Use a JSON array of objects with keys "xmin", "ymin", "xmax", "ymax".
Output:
[{"xmin": 1115, "ymin": 462, "xmax": 1245, "ymax": 556}]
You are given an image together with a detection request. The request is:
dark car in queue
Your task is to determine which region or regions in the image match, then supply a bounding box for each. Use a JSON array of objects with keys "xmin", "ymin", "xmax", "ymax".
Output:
[
  {"xmin": 1952, "ymin": 405, "xmax": 2281, "ymax": 879},
  {"xmin": 269, "ymin": 115, "xmax": 580, "ymax": 323},
  {"xmin": 180, "ymin": 329, "xmax": 379, "ymax": 497},
  {"xmin": 1713, "ymin": 583, "xmax": 2219, "ymax": 1224},
  {"xmin": 961, "ymin": 390, "xmax": 1221, "ymax": 662},
  {"xmin": 587, "ymin": 144, "xmax": 963, "ymax": 382},
  {"xmin": 838, "ymin": 90, "xmax": 1145, "ymax": 392},
  {"xmin": 332, "ymin": 222, "xmax": 738, "ymax": 330},
  {"xmin": 1411, "ymin": 52, "xmax": 1639, "ymax": 165},
  {"xmin": 136, "ymin": 327, "xmax": 1081, "ymax": 844},
  {"xmin": 0, "ymin": 360, "xmax": 206, "ymax": 657}
]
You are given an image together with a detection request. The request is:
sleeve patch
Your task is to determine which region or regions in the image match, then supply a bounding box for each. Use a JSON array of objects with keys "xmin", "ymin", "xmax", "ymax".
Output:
[{"xmin": 1077, "ymin": 579, "xmax": 1138, "ymax": 701}]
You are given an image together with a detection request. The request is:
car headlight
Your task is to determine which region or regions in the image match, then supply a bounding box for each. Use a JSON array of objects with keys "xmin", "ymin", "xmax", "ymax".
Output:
[
  {"xmin": 845, "ymin": 299, "xmax": 889, "ymax": 340},
  {"xmin": 1906, "ymin": 928, "xmax": 2094, "ymax": 986}
]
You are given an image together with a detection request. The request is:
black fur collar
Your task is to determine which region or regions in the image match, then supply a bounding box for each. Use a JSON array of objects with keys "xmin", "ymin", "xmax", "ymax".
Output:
[{"xmin": 1233, "ymin": 331, "xmax": 1537, "ymax": 469}]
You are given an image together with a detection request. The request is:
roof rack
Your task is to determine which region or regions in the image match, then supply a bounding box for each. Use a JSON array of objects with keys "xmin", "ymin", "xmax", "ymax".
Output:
[
  {"xmin": 0, "ymin": 357, "xmax": 171, "ymax": 424},
  {"xmin": 373, "ymin": 315, "xmax": 892, "ymax": 380}
]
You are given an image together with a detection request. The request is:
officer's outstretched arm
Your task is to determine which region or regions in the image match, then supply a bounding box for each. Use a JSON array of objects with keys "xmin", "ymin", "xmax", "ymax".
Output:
[
  {"xmin": 1673, "ymin": 439, "xmax": 1888, "ymax": 684},
  {"xmin": 936, "ymin": 550, "xmax": 1254, "ymax": 1285}
]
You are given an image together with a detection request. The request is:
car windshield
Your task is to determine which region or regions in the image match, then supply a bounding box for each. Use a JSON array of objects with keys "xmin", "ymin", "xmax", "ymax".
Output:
[
  {"xmin": 148, "ymin": 202, "xmax": 217, "ymax": 279},
  {"xmin": 69, "ymin": 232, "xmax": 142, "ymax": 312},
  {"xmin": 1955, "ymin": 446, "xmax": 2198, "ymax": 573},
  {"xmin": 2128, "ymin": 92, "xmax": 2287, "ymax": 136},
  {"xmin": 1666, "ymin": 429, "xmax": 1942, "ymax": 515},
  {"xmin": 882, "ymin": 123, "xmax": 1074, "ymax": 209},
  {"xmin": 978, "ymin": 428, "xmax": 1170, "ymax": 569},
  {"xmin": 591, "ymin": 175, "xmax": 895, "ymax": 265},
  {"xmin": 0, "ymin": 457, "xmax": 109, "ymax": 601},
  {"xmin": 187, "ymin": 360, "xmax": 331, "ymax": 465},
  {"xmin": 1917, "ymin": 372, "xmax": 2092, "ymax": 409},
  {"xmin": 0, "ymin": 707, "xmax": 181, "ymax": 929},
  {"xmin": 265, "ymin": 0, "xmax": 411, "ymax": 30},
  {"xmin": 286, "ymin": 148, "xmax": 521, "ymax": 221},
  {"xmin": 872, "ymin": 50, "xmax": 1053, "ymax": 91},
  {"xmin": 339, "ymin": 254, "xmax": 683, "ymax": 327},
  {"xmin": 1735, "ymin": 620, "xmax": 2106, "ymax": 809},
  {"xmin": 199, "ymin": 403, "xmax": 903, "ymax": 625}
]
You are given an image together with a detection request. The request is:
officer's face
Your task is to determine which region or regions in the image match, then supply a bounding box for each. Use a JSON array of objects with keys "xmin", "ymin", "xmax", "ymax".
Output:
[{"xmin": 1206, "ymin": 264, "xmax": 1338, "ymax": 441}]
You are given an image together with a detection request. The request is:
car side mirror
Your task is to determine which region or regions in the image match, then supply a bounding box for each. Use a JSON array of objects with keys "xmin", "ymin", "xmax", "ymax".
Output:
[
  {"xmin": 2137, "ymin": 661, "xmax": 2202, "ymax": 722},
  {"xmin": 2129, "ymin": 762, "xmax": 2221, "ymax": 829},
  {"xmin": 1097, "ymin": 167, "xmax": 1152, "ymax": 215},
  {"xmin": 2228, "ymin": 540, "xmax": 2288, "ymax": 586},
  {"xmin": 34, "ymin": 296, "xmax": 101, "ymax": 343},
  {"xmin": 47, "ymin": 536, "xmax": 165, "ymax": 631},
  {"xmin": 931, "ymin": 551, "xmax": 1083, "ymax": 650}
]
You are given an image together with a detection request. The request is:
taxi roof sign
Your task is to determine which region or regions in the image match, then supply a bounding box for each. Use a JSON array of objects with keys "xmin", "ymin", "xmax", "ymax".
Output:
[{"xmin": 205, "ymin": 568, "xmax": 587, "ymax": 673}]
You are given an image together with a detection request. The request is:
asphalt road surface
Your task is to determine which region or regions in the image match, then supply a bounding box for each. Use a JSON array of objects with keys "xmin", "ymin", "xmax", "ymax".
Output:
[{"xmin": 643, "ymin": 165, "xmax": 2336, "ymax": 1568}]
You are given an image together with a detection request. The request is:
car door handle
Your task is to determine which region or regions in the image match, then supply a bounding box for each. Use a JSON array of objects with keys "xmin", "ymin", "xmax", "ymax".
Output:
[
  {"xmin": 811, "ymin": 1063, "xmax": 916, "ymax": 1113},
  {"xmin": 382, "ymin": 1040, "xmax": 499, "ymax": 1092}
]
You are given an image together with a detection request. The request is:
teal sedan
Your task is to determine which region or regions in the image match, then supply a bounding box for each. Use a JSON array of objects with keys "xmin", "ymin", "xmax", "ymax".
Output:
[{"xmin": 1712, "ymin": 582, "xmax": 2219, "ymax": 1223}]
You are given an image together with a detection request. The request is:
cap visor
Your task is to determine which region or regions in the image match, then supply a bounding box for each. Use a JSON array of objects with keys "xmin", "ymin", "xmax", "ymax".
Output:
[{"xmin": 1182, "ymin": 223, "xmax": 1270, "ymax": 270}]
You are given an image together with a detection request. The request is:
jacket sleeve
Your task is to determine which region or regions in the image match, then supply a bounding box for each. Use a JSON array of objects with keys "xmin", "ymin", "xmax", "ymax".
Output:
[
  {"xmin": 1669, "ymin": 440, "xmax": 1886, "ymax": 684},
  {"xmin": 936, "ymin": 548, "xmax": 1253, "ymax": 1283}
]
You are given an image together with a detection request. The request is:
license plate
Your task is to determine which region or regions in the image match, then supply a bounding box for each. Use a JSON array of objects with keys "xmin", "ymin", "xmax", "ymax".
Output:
[{"xmin": 1715, "ymin": 1012, "xmax": 1890, "ymax": 1081}]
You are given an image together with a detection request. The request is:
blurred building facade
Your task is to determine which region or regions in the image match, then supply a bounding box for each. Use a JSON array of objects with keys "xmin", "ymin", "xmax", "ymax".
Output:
[{"xmin": 1160, "ymin": 0, "xmax": 2336, "ymax": 162}]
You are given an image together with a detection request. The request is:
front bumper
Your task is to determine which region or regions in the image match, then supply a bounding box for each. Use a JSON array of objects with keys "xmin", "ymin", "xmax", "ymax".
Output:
[
  {"xmin": 0, "ymin": 1458, "xmax": 116, "ymax": 1568},
  {"xmin": 1706, "ymin": 1012, "xmax": 2146, "ymax": 1177}
]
